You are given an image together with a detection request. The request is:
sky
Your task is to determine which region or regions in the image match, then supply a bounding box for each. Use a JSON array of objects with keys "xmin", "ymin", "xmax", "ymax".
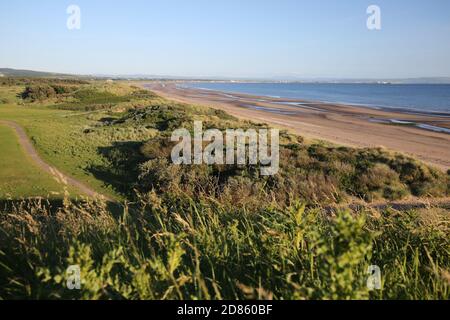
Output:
[{"xmin": 1, "ymin": 0, "xmax": 450, "ymax": 79}]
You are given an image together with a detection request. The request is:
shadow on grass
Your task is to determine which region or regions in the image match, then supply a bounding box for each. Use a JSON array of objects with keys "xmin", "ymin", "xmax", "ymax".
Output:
[{"xmin": 86, "ymin": 141, "xmax": 147, "ymax": 199}]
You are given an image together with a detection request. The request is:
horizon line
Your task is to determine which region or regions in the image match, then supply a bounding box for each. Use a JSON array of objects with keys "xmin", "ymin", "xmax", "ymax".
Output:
[{"xmin": 2, "ymin": 67, "xmax": 450, "ymax": 83}]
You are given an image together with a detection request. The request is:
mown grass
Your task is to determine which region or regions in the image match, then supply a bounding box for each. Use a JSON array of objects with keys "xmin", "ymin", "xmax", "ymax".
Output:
[
  {"xmin": 0, "ymin": 79, "xmax": 449, "ymax": 300},
  {"xmin": 0, "ymin": 104, "xmax": 117, "ymax": 199},
  {"xmin": 0, "ymin": 125, "xmax": 76, "ymax": 199}
]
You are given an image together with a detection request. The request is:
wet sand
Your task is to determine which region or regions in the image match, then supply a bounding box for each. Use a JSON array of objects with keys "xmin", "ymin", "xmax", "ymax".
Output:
[{"xmin": 142, "ymin": 82, "xmax": 450, "ymax": 171}]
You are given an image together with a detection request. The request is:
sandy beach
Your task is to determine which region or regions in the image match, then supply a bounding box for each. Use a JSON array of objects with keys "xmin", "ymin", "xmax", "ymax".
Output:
[{"xmin": 143, "ymin": 82, "xmax": 450, "ymax": 171}]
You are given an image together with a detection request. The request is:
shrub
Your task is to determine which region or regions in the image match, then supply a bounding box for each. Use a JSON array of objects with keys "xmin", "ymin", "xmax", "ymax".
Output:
[
  {"xmin": 21, "ymin": 85, "xmax": 56, "ymax": 101},
  {"xmin": 51, "ymin": 84, "xmax": 78, "ymax": 95},
  {"xmin": 355, "ymin": 164, "xmax": 409, "ymax": 201}
]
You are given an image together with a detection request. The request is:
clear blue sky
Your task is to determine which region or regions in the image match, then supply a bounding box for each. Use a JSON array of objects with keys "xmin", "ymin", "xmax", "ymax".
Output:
[{"xmin": 1, "ymin": 0, "xmax": 449, "ymax": 78}]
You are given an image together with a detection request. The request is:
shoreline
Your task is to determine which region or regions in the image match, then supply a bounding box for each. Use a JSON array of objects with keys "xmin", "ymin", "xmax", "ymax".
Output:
[
  {"xmin": 141, "ymin": 81, "xmax": 450, "ymax": 171},
  {"xmin": 181, "ymin": 83, "xmax": 450, "ymax": 118},
  {"xmin": 182, "ymin": 84, "xmax": 450, "ymax": 133}
]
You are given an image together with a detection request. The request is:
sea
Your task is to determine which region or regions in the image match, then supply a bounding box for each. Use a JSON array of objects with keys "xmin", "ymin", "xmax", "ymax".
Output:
[{"xmin": 183, "ymin": 82, "xmax": 450, "ymax": 115}]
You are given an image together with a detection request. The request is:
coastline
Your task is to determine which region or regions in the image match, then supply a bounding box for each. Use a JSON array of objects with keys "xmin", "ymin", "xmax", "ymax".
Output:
[
  {"xmin": 142, "ymin": 81, "xmax": 450, "ymax": 170},
  {"xmin": 182, "ymin": 82, "xmax": 450, "ymax": 117}
]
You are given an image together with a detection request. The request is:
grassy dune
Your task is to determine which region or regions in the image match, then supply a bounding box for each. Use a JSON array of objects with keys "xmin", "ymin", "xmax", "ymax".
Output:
[{"xmin": 0, "ymin": 79, "xmax": 449, "ymax": 300}]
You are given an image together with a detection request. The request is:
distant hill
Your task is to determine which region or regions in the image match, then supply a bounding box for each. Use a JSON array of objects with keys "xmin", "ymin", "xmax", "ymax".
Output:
[{"xmin": 0, "ymin": 68, "xmax": 75, "ymax": 78}]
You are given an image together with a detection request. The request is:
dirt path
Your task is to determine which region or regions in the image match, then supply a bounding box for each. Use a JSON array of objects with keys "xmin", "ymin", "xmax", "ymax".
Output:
[{"xmin": 0, "ymin": 120, "xmax": 107, "ymax": 200}]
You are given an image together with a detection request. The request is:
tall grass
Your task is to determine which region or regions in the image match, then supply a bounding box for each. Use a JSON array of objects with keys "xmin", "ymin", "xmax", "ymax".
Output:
[{"xmin": 0, "ymin": 191, "xmax": 448, "ymax": 300}]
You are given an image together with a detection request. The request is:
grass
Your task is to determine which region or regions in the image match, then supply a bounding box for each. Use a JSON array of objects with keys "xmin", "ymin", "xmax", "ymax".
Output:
[
  {"xmin": 0, "ymin": 125, "xmax": 74, "ymax": 199},
  {"xmin": 0, "ymin": 192, "xmax": 448, "ymax": 300},
  {"xmin": 0, "ymin": 84, "xmax": 157, "ymax": 201},
  {"xmin": 0, "ymin": 78, "xmax": 449, "ymax": 300},
  {"xmin": 0, "ymin": 103, "xmax": 118, "ymax": 198}
]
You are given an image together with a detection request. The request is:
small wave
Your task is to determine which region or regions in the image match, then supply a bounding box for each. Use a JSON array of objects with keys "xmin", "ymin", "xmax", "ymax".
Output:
[
  {"xmin": 416, "ymin": 124, "xmax": 450, "ymax": 134},
  {"xmin": 369, "ymin": 118, "xmax": 450, "ymax": 134}
]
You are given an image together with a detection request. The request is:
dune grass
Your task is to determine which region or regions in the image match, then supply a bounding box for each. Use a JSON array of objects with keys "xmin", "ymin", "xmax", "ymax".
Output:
[{"xmin": 0, "ymin": 192, "xmax": 448, "ymax": 300}]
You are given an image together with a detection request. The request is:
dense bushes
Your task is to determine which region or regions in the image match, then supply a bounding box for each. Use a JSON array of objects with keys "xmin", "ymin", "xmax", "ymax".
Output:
[
  {"xmin": 52, "ymin": 88, "xmax": 157, "ymax": 111},
  {"xmin": 136, "ymin": 142, "xmax": 449, "ymax": 206},
  {"xmin": 18, "ymin": 80, "xmax": 154, "ymax": 111},
  {"xmin": 21, "ymin": 84, "xmax": 57, "ymax": 101},
  {"xmin": 11, "ymin": 78, "xmax": 89, "ymax": 102},
  {"xmin": 21, "ymin": 83, "xmax": 79, "ymax": 101}
]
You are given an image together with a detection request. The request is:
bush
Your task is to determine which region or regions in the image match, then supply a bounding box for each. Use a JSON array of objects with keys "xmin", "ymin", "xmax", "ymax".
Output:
[
  {"xmin": 51, "ymin": 84, "xmax": 78, "ymax": 95},
  {"xmin": 21, "ymin": 85, "xmax": 56, "ymax": 101},
  {"xmin": 20, "ymin": 83, "xmax": 80, "ymax": 101},
  {"xmin": 355, "ymin": 164, "xmax": 409, "ymax": 201}
]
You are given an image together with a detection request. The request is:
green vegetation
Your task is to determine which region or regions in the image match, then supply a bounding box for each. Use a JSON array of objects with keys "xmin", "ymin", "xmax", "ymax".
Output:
[
  {"xmin": 21, "ymin": 83, "xmax": 79, "ymax": 102},
  {"xmin": 0, "ymin": 82, "xmax": 159, "ymax": 200},
  {"xmin": 0, "ymin": 78, "xmax": 449, "ymax": 300},
  {"xmin": 0, "ymin": 192, "xmax": 448, "ymax": 299},
  {"xmin": 111, "ymin": 103, "xmax": 449, "ymax": 204},
  {"xmin": 0, "ymin": 77, "xmax": 88, "ymax": 87},
  {"xmin": 0, "ymin": 125, "xmax": 73, "ymax": 198}
]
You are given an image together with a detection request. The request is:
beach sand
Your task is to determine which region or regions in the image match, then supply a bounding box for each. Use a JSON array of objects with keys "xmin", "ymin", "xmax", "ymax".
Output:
[{"xmin": 142, "ymin": 82, "xmax": 450, "ymax": 171}]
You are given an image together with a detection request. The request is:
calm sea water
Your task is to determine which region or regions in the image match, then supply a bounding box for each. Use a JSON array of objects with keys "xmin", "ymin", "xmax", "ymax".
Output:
[{"xmin": 184, "ymin": 82, "xmax": 450, "ymax": 114}]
